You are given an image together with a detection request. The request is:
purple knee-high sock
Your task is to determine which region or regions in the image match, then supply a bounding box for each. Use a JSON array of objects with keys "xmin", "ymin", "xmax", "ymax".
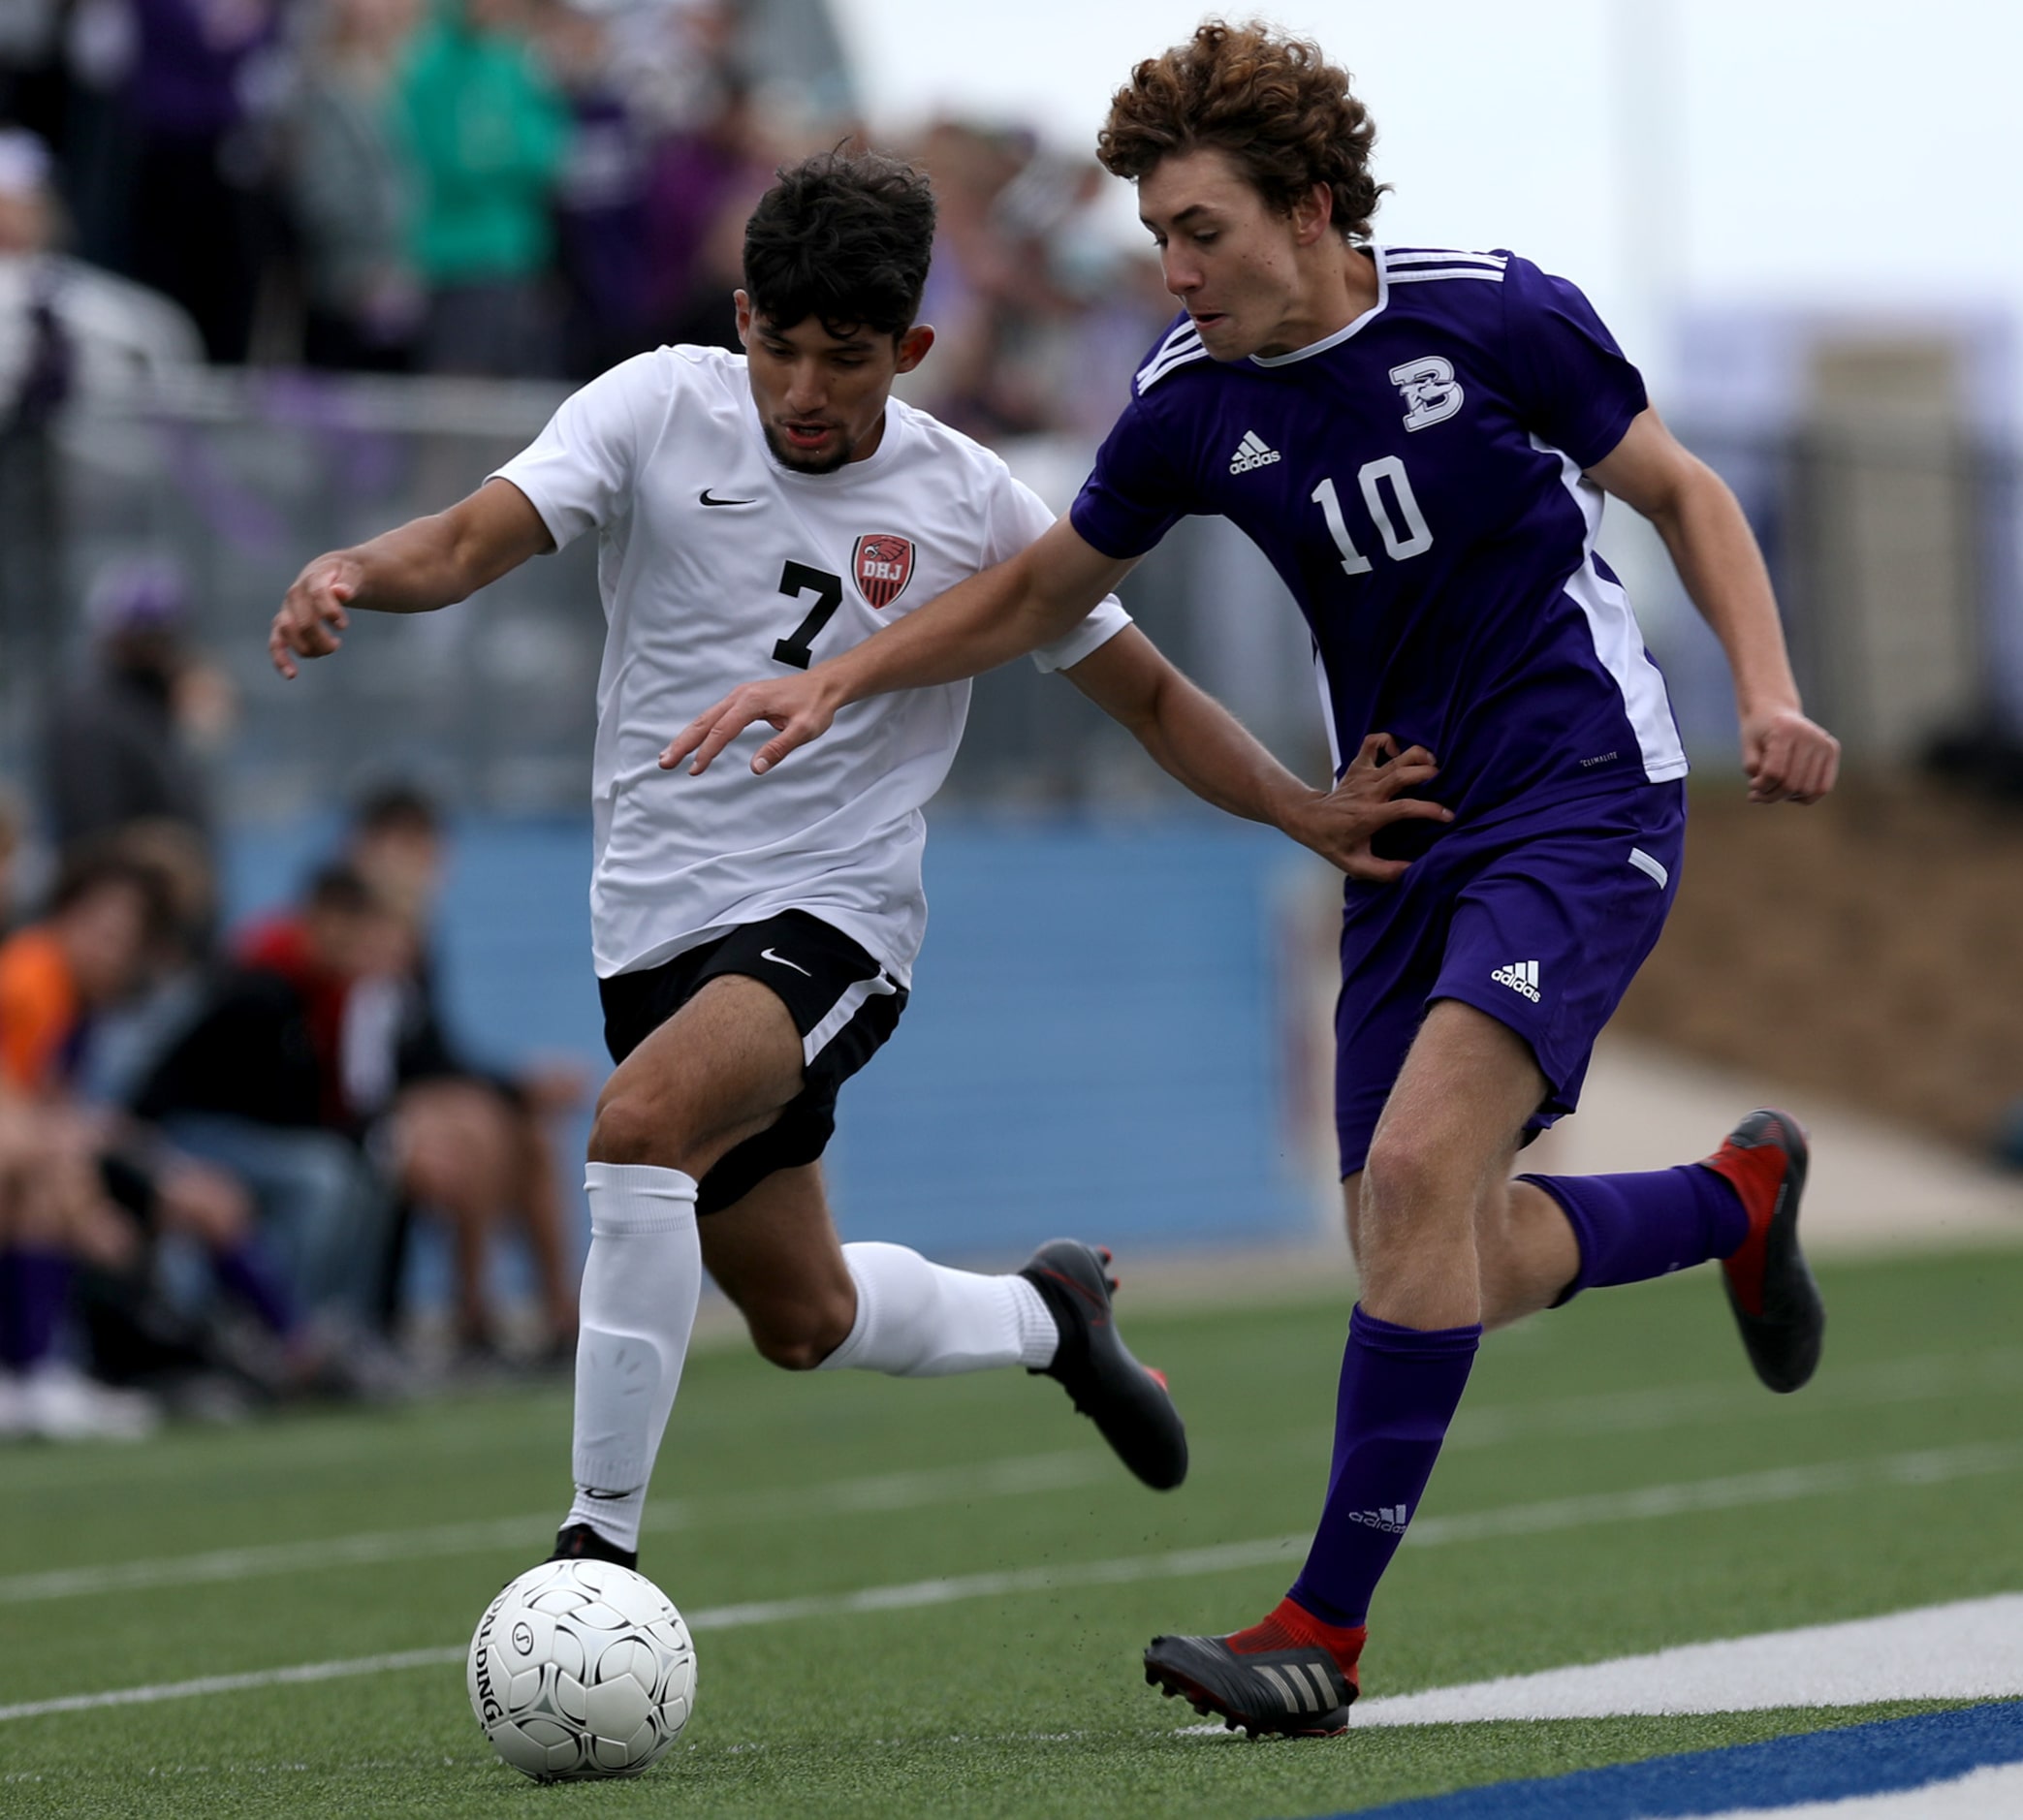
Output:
[
  {"xmin": 1520, "ymin": 1165, "xmax": 1749, "ymax": 1302},
  {"xmin": 0, "ymin": 1248, "xmax": 74, "ymax": 1371},
  {"xmin": 212, "ymin": 1240, "xmax": 299, "ymax": 1337},
  {"xmin": 1288, "ymin": 1305, "xmax": 1480, "ymax": 1628}
]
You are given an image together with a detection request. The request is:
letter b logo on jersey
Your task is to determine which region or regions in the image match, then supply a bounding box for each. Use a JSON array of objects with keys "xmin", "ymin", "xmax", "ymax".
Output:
[
  {"xmin": 1390, "ymin": 357, "xmax": 1464, "ymax": 431},
  {"xmin": 853, "ymin": 533, "xmax": 915, "ymax": 609}
]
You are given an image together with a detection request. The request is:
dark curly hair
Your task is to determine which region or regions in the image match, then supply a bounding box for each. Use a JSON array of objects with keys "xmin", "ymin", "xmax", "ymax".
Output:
[
  {"xmin": 1097, "ymin": 20, "xmax": 1386, "ymax": 241},
  {"xmin": 743, "ymin": 150, "xmax": 937, "ymax": 339}
]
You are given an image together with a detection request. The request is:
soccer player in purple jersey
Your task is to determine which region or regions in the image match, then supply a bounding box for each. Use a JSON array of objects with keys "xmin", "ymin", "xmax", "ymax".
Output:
[{"xmin": 671, "ymin": 25, "xmax": 1842, "ymax": 1735}]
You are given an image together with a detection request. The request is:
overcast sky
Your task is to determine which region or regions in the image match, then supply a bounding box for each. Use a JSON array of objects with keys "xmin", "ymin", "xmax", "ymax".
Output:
[{"xmin": 829, "ymin": 0, "xmax": 2023, "ymax": 401}]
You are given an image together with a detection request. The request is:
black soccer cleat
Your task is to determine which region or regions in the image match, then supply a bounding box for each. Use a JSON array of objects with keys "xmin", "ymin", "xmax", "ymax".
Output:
[
  {"xmin": 1020, "ymin": 1239, "xmax": 1187, "ymax": 1491},
  {"xmin": 1703, "ymin": 1109, "xmax": 1825, "ymax": 1395},
  {"xmin": 1144, "ymin": 1631, "xmax": 1354, "ymax": 1738},
  {"xmin": 549, "ymin": 1522, "xmax": 637, "ymax": 1570}
]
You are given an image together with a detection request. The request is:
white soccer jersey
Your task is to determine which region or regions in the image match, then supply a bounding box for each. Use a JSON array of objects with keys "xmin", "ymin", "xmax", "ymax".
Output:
[{"xmin": 492, "ymin": 345, "xmax": 1129, "ymax": 983}]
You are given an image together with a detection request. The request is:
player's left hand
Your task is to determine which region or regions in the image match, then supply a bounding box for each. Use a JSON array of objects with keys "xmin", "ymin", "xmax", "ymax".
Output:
[
  {"xmin": 1741, "ymin": 705, "xmax": 1840, "ymax": 804},
  {"xmin": 661, "ymin": 671, "xmax": 845, "ymax": 776},
  {"xmin": 1288, "ymin": 733, "xmax": 1455, "ymax": 881}
]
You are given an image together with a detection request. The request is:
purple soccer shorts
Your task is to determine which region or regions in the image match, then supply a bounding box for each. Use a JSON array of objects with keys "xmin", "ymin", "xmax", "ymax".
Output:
[{"xmin": 1333, "ymin": 780, "xmax": 1686, "ymax": 1177}]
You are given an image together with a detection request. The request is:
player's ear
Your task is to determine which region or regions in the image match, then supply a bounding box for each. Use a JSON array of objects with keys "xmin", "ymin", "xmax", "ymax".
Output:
[
  {"xmin": 1290, "ymin": 182, "xmax": 1335, "ymax": 248},
  {"xmin": 894, "ymin": 323, "xmax": 935, "ymax": 375},
  {"xmin": 733, "ymin": 290, "xmax": 754, "ymax": 348}
]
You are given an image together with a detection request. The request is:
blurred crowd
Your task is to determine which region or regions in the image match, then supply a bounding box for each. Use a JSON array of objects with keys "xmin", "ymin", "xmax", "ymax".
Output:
[
  {"xmin": 0, "ymin": 0, "xmax": 1170, "ymax": 435},
  {"xmin": 0, "ymin": 556, "xmax": 585, "ymax": 1440},
  {"xmin": 0, "ymin": 0, "xmax": 1183, "ymax": 1443}
]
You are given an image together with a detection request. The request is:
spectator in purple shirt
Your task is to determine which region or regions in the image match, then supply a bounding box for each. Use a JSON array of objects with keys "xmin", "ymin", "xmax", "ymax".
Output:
[{"xmin": 120, "ymin": 0, "xmax": 285, "ymax": 362}]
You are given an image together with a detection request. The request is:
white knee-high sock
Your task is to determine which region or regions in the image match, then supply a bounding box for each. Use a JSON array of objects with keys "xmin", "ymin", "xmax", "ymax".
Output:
[
  {"xmin": 818, "ymin": 1241, "xmax": 1058, "ymax": 1377},
  {"xmin": 565, "ymin": 1163, "xmax": 701, "ymax": 1552}
]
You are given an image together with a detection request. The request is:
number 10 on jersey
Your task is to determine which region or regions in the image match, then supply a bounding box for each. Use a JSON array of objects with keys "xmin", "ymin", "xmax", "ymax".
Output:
[{"xmin": 1312, "ymin": 457, "xmax": 1434, "ymax": 574}]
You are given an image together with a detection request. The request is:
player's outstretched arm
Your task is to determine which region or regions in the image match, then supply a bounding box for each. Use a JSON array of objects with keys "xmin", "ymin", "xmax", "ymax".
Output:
[
  {"xmin": 1064, "ymin": 628, "xmax": 1452, "ymax": 882},
  {"xmin": 1588, "ymin": 409, "xmax": 1841, "ymax": 804},
  {"xmin": 665, "ymin": 517, "xmax": 1130, "ymax": 776},
  {"xmin": 269, "ymin": 478, "xmax": 554, "ymax": 678}
]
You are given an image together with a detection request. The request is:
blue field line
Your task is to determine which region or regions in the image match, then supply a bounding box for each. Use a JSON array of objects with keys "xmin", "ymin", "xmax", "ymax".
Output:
[{"xmin": 1309, "ymin": 1700, "xmax": 2023, "ymax": 1818}]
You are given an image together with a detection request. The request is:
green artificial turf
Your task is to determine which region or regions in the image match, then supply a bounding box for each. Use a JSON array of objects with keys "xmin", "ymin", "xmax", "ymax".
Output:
[{"xmin": 3, "ymin": 1246, "xmax": 2020, "ymax": 1818}]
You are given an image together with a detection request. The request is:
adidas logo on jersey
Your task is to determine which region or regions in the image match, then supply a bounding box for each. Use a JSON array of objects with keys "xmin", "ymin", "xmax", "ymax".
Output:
[
  {"xmin": 1228, "ymin": 430, "xmax": 1281, "ymax": 475},
  {"xmin": 1345, "ymin": 1503, "xmax": 1411, "ymax": 1534},
  {"xmin": 1492, "ymin": 960, "xmax": 1542, "ymax": 1002}
]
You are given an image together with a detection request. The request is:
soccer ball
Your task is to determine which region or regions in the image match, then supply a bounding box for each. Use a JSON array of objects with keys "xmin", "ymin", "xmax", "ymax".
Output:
[{"xmin": 467, "ymin": 1558, "xmax": 697, "ymax": 1781}]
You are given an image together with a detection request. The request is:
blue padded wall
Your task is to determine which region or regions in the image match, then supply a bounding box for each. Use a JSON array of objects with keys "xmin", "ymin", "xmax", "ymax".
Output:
[{"xmin": 223, "ymin": 813, "xmax": 1319, "ymax": 1266}]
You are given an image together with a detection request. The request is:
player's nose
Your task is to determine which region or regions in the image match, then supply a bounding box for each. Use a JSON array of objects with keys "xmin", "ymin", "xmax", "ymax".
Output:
[{"xmin": 783, "ymin": 361, "xmax": 829, "ymax": 412}]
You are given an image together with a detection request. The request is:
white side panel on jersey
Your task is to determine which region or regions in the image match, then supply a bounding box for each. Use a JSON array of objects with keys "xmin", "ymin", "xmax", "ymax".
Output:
[
  {"xmin": 1533, "ymin": 435, "xmax": 1690, "ymax": 784},
  {"xmin": 1312, "ymin": 643, "xmax": 1344, "ymax": 777}
]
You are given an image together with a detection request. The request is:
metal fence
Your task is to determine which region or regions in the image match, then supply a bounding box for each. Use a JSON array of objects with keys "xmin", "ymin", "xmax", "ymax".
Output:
[
  {"xmin": 4, "ymin": 367, "xmax": 2019, "ymax": 827},
  {"xmin": 0, "ymin": 368, "xmax": 1330, "ymax": 824}
]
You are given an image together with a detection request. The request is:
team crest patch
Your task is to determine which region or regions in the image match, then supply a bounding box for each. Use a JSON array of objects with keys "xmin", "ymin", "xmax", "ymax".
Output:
[{"xmin": 853, "ymin": 534, "xmax": 915, "ymax": 609}]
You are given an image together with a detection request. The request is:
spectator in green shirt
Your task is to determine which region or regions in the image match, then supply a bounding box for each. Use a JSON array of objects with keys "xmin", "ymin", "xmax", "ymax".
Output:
[{"xmin": 398, "ymin": 0, "xmax": 570, "ymax": 375}]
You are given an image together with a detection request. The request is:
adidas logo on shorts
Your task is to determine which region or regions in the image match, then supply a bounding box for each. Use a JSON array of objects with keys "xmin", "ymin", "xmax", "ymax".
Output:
[
  {"xmin": 1228, "ymin": 430, "xmax": 1282, "ymax": 474},
  {"xmin": 1345, "ymin": 1502, "xmax": 1411, "ymax": 1534},
  {"xmin": 1491, "ymin": 959, "xmax": 1542, "ymax": 1002}
]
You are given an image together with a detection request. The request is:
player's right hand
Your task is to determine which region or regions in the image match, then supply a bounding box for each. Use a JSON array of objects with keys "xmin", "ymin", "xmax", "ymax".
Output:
[
  {"xmin": 662, "ymin": 672, "xmax": 845, "ymax": 777},
  {"xmin": 269, "ymin": 553, "xmax": 361, "ymax": 679},
  {"xmin": 1292, "ymin": 733, "xmax": 1454, "ymax": 882}
]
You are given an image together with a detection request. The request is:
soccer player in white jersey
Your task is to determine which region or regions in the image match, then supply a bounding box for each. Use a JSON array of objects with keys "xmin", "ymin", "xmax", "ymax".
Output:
[
  {"xmin": 671, "ymin": 30, "xmax": 1844, "ymax": 1737},
  {"xmin": 269, "ymin": 151, "xmax": 1445, "ymax": 1577}
]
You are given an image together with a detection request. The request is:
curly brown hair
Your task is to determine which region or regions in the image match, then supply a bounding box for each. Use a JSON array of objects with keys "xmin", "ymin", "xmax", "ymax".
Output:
[{"xmin": 1097, "ymin": 20, "xmax": 1385, "ymax": 240}]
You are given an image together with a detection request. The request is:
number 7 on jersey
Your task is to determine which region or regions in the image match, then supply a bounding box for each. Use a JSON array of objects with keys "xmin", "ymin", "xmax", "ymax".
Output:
[{"xmin": 772, "ymin": 560, "xmax": 845, "ymax": 669}]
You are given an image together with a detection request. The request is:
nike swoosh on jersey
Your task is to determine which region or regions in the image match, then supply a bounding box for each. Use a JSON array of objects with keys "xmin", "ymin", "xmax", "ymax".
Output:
[
  {"xmin": 759, "ymin": 948, "xmax": 812, "ymax": 976},
  {"xmin": 699, "ymin": 488, "xmax": 757, "ymax": 507}
]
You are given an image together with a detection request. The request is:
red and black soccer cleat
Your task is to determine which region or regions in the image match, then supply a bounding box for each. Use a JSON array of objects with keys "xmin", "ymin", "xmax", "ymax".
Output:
[
  {"xmin": 549, "ymin": 1522, "xmax": 637, "ymax": 1570},
  {"xmin": 1020, "ymin": 1239, "xmax": 1187, "ymax": 1491},
  {"xmin": 1700, "ymin": 1108, "xmax": 1824, "ymax": 1394},
  {"xmin": 1144, "ymin": 1600, "xmax": 1363, "ymax": 1738}
]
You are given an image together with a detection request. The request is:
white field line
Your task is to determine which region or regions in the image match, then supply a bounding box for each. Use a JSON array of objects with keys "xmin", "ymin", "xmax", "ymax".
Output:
[
  {"xmin": 0, "ymin": 1451, "xmax": 1108, "ymax": 1607},
  {"xmin": 5, "ymin": 1437, "xmax": 2020, "ymax": 1726},
  {"xmin": 13, "ymin": 1344, "xmax": 2020, "ymax": 1611},
  {"xmin": 1350, "ymin": 1590, "xmax": 2023, "ymax": 1725},
  {"xmin": 0, "ymin": 1650, "xmax": 466, "ymax": 1722},
  {"xmin": 1443, "ymin": 1345, "xmax": 2023, "ymax": 1451},
  {"xmin": 1404, "ymin": 1439, "xmax": 2023, "ymax": 1548}
]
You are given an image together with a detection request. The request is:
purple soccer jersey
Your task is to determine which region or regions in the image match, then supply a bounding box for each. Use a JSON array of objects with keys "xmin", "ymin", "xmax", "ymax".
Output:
[{"xmin": 1070, "ymin": 247, "xmax": 1687, "ymax": 824}]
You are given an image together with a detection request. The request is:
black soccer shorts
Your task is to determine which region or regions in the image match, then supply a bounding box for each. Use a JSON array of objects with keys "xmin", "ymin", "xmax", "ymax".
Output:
[{"xmin": 597, "ymin": 910, "xmax": 907, "ymax": 1215}]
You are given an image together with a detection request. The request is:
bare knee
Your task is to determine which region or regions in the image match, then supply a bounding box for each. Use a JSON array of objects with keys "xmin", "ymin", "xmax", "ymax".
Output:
[
  {"xmin": 587, "ymin": 1082, "xmax": 689, "ymax": 1171},
  {"xmin": 588, "ymin": 1073, "xmax": 775, "ymax": 1176},
  {"xmin": 749, "ymin": 1327, "xmax": 830, "ymax": 1372},
  {"xmin": 1358, "ymin": 1127, "xmax": 1489, "ymax": 1290},
  {"xmin": 1362, "ymin": 1126, "xmax": 1468, "ymax": 1230},
  {"xmin": 742, "ymin": 1292, "xmax": 855, "ymax": 1371}
]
